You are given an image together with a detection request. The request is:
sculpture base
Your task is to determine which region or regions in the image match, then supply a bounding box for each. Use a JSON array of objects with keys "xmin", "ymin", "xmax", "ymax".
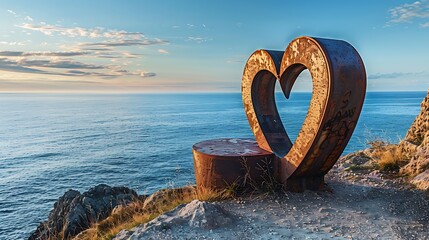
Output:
[
  {"xmin": 283, "ymin": 175, "xmax": 325, "ymax": 192},
  {"xmin": 193, "ymin": 138, "xmax": 277, "ymax": 195}
]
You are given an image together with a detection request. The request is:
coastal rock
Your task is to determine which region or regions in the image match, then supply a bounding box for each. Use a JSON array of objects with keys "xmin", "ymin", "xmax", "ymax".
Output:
[
  {"xmin": 398, "ymin": 140, "xmax": 418, "ymax": 159},
  {"xmin": 113, "ymin": 200, "xmax": 234, "ymax": 240},
  {"xmin": 400, "ymin": 90, "xmax": 429, "ymax": 178},
  {"xmin": 405, "ymin": 90, "xmax": 429, "ymax": 146},
  {"xmin": 411, "ymin": 169, "xmax": 429, "ymax": 191},
  {"xmin": 29, "ymin": 184, "xmax": 138, "ymax": 240},
  {"xmin": 401, "ymin": 145, "xmax": 429, "ymax": 177},
  {"xmin": 336, "ymin": 150, "xmax": 373, "ymax": 170}
]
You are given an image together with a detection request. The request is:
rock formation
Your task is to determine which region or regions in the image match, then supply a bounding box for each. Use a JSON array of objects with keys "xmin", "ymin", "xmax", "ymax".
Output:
[
  {"xmin": 400, "ymin": 90, "xmax": 429, "ymax": 190},
  {"xmin": 113, "ymin": 200, "xmax": 234, "ymax": 240},
  {"xmin": 29, "ymin": 184, "xmax": 139, "ymax": 240}
]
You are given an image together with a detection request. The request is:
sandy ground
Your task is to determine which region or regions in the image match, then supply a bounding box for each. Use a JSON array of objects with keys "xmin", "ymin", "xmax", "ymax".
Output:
[{"xmin": 115, "ymin": 159, "xmax": 429, "ymax": 240}]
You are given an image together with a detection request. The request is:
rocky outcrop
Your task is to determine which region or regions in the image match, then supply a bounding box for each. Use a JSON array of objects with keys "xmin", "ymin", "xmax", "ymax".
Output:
[
  {"xmin": 404, "ymin": 91, "xmax": 429, "ymax": 146},
  {"xmin": 29, "ymin": 184, "xmax": 139, "ymax": 240},
  {"xmin": 113, "ymin": 200, "xmax": 234, "ymax": 240},
  {"xmin": 400, "ymin": 90, "xmax": 429, "ymax": 185}
]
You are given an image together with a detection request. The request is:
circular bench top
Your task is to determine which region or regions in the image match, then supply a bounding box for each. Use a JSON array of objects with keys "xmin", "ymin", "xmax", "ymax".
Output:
[{"xmin": 192, "ymin": 138, "xmax": 274, "ymax": 157}]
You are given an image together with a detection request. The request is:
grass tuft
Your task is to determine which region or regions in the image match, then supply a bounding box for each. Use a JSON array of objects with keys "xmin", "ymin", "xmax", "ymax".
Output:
[{"xmin": 367, "ymin": 140, "xmax": 410, "ymax": 172}]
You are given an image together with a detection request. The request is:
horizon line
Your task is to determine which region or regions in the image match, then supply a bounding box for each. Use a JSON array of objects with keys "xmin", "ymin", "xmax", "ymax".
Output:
[{"xmin": 0, "ymin": 90, "xmax": 427, "ymax": 94}]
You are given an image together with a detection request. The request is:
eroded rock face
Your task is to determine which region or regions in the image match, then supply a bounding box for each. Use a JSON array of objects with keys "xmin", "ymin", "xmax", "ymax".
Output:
[
  {"xmin": 401, "ymin": 147, "xmax": 429, "ymax": 177},
  {"xmin": 401, "ymin": 90, "xmax": 429, "ymax": 183},
  {"xmin": 29, "ymin": 184, "xmax": 138, "ymax": 240},
  {"xmin": 405, "ymin": 91, "xmax": 429, "ymax": 146}
]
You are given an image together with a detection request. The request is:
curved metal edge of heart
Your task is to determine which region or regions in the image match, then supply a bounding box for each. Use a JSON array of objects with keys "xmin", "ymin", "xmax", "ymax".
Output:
[{"xmin": 242, "ymin": 36, "xmax": 367, "ymax": 188}]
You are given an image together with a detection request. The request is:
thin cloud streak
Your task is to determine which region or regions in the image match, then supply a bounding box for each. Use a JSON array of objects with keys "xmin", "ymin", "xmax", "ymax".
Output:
[
  {"xmin": 0, "ymin": 57, "xmax": 154, "ymax": 78},
  {"xmin": 0, "ymin": 51, "xmax": 90, "ymax": 57},
  {"xmin": 368, "ymin": 71, "xmax": 426, "ymax": 79},
  {"xmin": 18, "ymin": 59, "xmax": 104, "ymax": 69},
  {"xmin": 158, "ymin": 49, "xmax": 169, "ymax": 54},
  {"xmin": 19, "ymin": 23, "xmax": 146, "ymax": 40},
  {"xmin": 140, "ymin": 72, "xmax": 156, "ymax": 78},
  {"xmin": 187, "ymin": 36, "xmax": 210, "ymax": 43},
  {"xmin": 78, "ymin": 39, "xmax": 168, "ymax": 49}
]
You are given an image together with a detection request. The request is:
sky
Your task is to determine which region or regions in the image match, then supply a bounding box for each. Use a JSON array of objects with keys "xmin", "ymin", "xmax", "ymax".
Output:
[{"xmin": 0, "ymin": 0, "xmax": 429, "ymax": 93}]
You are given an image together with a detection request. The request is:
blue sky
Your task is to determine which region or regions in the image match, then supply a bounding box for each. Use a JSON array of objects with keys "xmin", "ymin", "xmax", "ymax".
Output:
[{"xmin": 0, "ymin": 0, "xmax": 428, "ymax": 92}]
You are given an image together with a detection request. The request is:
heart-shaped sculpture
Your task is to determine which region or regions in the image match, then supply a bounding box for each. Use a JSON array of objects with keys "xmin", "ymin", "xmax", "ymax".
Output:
[{"xmin": 242, "ymin": 36, "xmax": 366, "ymax": 190}]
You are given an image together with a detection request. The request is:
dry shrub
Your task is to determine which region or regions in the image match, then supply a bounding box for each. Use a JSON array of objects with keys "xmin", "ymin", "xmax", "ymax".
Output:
[
  {"xmin": 196, "ymin": 186, "xmax": 234, "ymax": 202},
  {"xmin": 367, "ymin": 140, "xmax": 410, "ymax": 172}
]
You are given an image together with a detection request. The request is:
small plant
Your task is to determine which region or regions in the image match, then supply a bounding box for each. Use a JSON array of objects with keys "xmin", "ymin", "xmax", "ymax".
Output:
[
  {"xmin": 367, "ymin": 140, "xmax": 410, "ymax": 172},
  {"xmin": 255, "ymin": 157, "xmax": 280, "ymax": 193},
  {"xmin": 196, "ymin": 186, "xmax": 234, "ymax": 202},
  {"xmin": 238, "ymin": 156, "xmax": 280, "ymax": 196}
]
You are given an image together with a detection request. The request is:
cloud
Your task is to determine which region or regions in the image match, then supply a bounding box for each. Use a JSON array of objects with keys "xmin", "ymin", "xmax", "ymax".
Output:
[
  {"xmin": 18, "ymin": 59, "xmax": 104, "ymax": 69},
  {"xmin": 368, "ymin": 71, "xmax": 425, "ymax": 79},
  {"xmin": 4, "ymin": 20, "xmax": 160, "ymax": 81},
  {"xmin": 0, "ymin": 41, "xmax": 29, "ymax": 46},
  {"xmin": 19, "ymin": 23, "xmax": 148, "ymax": 40},
  {"xmin": 0, "ymin": 58, "xmax": 46, "ymax": 74},
  {"xmin": 0, "ymin": 57, "xmax": 155, "ymax": 78},
  {"xmin": 79, "ymin": 39, "xmax": 168, "ymax": 49},
  {"xmin": 187, "ymin": 36, "xmax": 210, "ymax": 43},
  {"xmin": 389, "ymin": 0, "xmax": 429, "ymax": 24},
  {"xmin": 0, "ymin": 51, "xmax": 90, "ymax": 57},
  {"xmin": 0, "ymin": 51, "xmax": 26, "ymax": 56},
  {"xmin": 421, "ymin": 21, "xmax": 429, "ymax": 27},
  {"xmin": 7, "ymin": 10, "xmax": 16, "ymax": 15},
  {"xmin": 158, "ymin": 49, "xmax": 169, "ymax": 54},
  {"xmin": 140, "ymin": 72, "xmax": 156, "ymax": 78}
]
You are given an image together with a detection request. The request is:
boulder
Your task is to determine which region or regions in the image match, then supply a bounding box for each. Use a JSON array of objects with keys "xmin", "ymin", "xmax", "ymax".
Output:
[
  {"xmin": 411, "ymin": 170, "xmax": 429, "ymax": 191},
  {"xmin": 113, "ymin": 200, "xmax": 234, "ymax": 240},
  {"xmin": 29, "ymin": 184, "xmax": 139, "ymax": 240}
]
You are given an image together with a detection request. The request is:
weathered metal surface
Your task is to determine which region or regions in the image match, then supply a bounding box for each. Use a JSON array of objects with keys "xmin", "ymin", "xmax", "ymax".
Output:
[
  {"xmin": 242, "ymin": 36, "xmax": 366, "ymax": 191},
  {"xmin": 193, "ymin": 138, "xmax": 276, "ymax": 194}
]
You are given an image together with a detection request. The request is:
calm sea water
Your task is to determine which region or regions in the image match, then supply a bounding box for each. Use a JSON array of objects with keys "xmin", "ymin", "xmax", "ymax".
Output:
[{"xmin": 0, "ymin": 91, "xmax": 426, "ymax": 239}]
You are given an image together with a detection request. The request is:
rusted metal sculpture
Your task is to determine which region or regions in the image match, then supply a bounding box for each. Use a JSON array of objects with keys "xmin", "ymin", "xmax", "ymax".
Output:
[
  {"xmin": 193, "ymin": 36, "xmax": 366, "ymax": 193},
  {"xmin": 242, "ymin": 36, "xmax": 366, "ymax": 191}
]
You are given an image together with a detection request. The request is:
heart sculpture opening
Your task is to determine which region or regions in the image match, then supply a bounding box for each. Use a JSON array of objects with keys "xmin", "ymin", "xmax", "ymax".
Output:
[{"xmin": 242, "ymin": 36, "xmax": 366, "ymax": 190}]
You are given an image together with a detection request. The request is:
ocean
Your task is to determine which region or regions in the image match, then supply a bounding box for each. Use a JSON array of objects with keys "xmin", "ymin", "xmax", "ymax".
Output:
[{"xmin": 0, "ymin": 91, "xmax": 426, "ymax": 239}]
